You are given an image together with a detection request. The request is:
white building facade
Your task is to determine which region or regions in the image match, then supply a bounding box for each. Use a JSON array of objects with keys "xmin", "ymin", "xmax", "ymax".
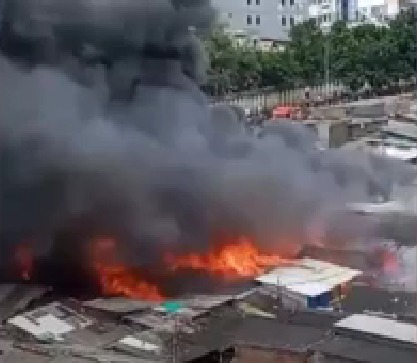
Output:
[
  {"xmin": 212, "ymin": 0, "xmax": 361, "ymax": 42},
  {"xmin": 308, "ymin": 0, "xmax": 359, "ymax": 30},
  {"xmin": 353, "ymin": 0, "xmax": 399, "ymax": 26},
  {"xmin": 211, "ymin": 0, "xmax": 309, "ymax": 42}
]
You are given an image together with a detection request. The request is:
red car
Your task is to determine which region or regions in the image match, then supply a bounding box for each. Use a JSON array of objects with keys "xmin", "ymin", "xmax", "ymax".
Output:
[{"xmin": 272, "ymin": 106, "xmax": 302, "ymax": 120}]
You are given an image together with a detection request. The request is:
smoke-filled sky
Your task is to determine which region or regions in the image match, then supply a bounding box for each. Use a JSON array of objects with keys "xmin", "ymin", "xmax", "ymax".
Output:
[{"xmin": 0, "ymin": 0, "xmax": 415, "ymax": 266}]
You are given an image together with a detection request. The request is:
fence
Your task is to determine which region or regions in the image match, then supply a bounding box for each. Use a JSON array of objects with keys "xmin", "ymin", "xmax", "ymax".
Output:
[{"xmin": 208, "ymin": 83, "xmax": 346, "ymax": 113}]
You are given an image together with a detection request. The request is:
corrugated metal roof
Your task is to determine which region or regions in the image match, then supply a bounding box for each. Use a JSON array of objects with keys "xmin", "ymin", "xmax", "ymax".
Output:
[
  {"xmin": 0, "ymin": 284, "xmax": 49, "ymax": 322},
  {"xmin": 113, "ymin": 330, "xmax": 165, "ymax": 359},
  {"xmin": 7, "ymin": 302, "xmax": 93, "ymax": 341},
  {"xmin": 347, "ymin": 201, "xmax": 407, "ymax": 214},
  {"xmin": 230, "ymin": 317, "xmax": 326, "ymax": 351},
  {"xmin": 341, "ymin": 285, "xmax": 417, "ymax": 317},
  {"xmin": 255, "ymin": 258, "xmax": 362, "ymax": 297},
  {"xmin": 313, "ymin": 335, "xmax": 416, "ymax": 363},
  {"xmin": 334, "ymin": 314, "xmax": 417, "ymax": 345},
  {"xmin": 124, "ymin": 311, "xmax": 195, "ymax": 334},
  {"xmin": 384, "ymin": 147, "xmax": 417, "ymax": 161},
  {"xmin": 383, "ymin": 121, "xmax": 417, "ymax": 141},
  {"xmin": 7, "ymin": 342, "xmax": 154, "ymax": 363},
  {"xmin": 83, "ymin": 297, "xmax": 155, "ymax": 314}
]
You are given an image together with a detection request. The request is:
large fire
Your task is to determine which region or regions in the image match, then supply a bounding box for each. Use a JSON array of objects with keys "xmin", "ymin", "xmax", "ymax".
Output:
[
  {"xmin": 94, "ymin": 263, "xmax": 166, "ymax": 302},
  {"xmin": 91, "ymin": 237, "xmax": 165, "ymax": 302},
  {"xmin": 166, "ymin": 236, "xmax": 285, "ymax": 279},
  {"xmin": 90, "ymin": 235, "xmax": 286, "ymax": 301}
]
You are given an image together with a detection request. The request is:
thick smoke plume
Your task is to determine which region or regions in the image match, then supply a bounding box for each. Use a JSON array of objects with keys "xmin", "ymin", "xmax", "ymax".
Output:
[{"xmin": 0, "ymin": 0, "xmax": 414, "ymax": 274}]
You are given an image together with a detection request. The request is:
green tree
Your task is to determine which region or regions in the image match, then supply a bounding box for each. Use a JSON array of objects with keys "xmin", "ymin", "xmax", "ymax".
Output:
[
  {"xmin": 231, "ymin": 42, "xmax": 262, "ymax": 91},
  {"xmin": 203, "ymin": 26, "xmax": 262, "ymax": 94},
  {"xmin": 288, "ymin": 20, "xmax": 325, "ymax": 86},
  {"xmin": 389, "ymin": 8, "xmax": 417, "ymax": 84},
  {"xmin": 204, "ymin": 10, "xmax": 416, "ymax": 95},
  {"xmin": 203, "ymin": 25, "xmax": 238, "ymax": 95},
  {"xmin": 330, "ymin": 21, "xmax": 365, "ymax": 91},
  {"xmin": 258, "ymin": 50, "xmax": 296, "ymax": 90}
]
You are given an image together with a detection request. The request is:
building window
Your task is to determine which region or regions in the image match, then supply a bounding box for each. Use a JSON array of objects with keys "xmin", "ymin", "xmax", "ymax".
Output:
[
  {"xmin": 290, "ymin": 0, "xmax": 295, "ymax": 6},
  {"xmin": 247, "ymin": 0, "xmax": 251, "ymax": 5},
  {"xmin": 256, "ymin": 15, "xmax": 261, "ymax": 24},
  {"xmin": 282, "ymin": 0, "xmax": 286, "ymax": 6},
  {"xmin": 228, "ymin": 12, "xmax": 233, "ymax": 18},
  {"xmin": 290, "ymin": 16, "xmax": 294, "ymax": 25},
  {"xmin": 282, "ymin": 15, "xmax": 287, "ymax": 25},
  {"xmin": 247, "ymin": 14, "xmax": 252, "ymax": 24},
  {"xmin": 256, "ymin": 0, "xmax": 260, "ymax": 4}
]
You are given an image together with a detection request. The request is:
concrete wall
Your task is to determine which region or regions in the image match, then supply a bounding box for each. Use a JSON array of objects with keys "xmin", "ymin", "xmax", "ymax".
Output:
[
  {"xmin": 233, "ymin": 346, "xmax": 308, "ymax": 363},
  {"xmin": 314, "ymin": 121, "xmax": 350, "ymax": 148},
  {"xmin": 310, "ymin": 107, "xmax": 348, "ymax": 120},
  {"xmin": 281, "ymin": 289, "xmax": 309, "ymax": 310},
  {"xmin": 347, "ymin": 102, "xmax": 386, "ymax": 118},
  {"xmin": 328, "ymin": 122, "xmax": 349, "ymax": 148},
  {"xmin": 347, "ymin": 118, "xmax": 387, "ymax": 141}
]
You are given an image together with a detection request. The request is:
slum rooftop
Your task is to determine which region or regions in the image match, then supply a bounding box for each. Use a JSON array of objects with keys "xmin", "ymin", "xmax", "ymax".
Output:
[{"xmin": 0, "ymin": 257, "xmax": 415, "ymax": 363}]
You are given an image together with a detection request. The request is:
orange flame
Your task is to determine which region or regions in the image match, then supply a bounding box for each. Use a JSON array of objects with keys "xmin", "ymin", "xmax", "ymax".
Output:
[
  {"xmin": 92, "ymin": 237, "xmax": 165, "ymax": 302},
  {"xmin": 91, "ymin": 235, "xmax": 287, "ymax": 301},
  {"xmin": 94, "ymin": 263, "xmax": 165, "ymax": 301},
  {"xmin": 166, "ymin": 236, "xmax": 284, "ymax": 278},
  {"xmin": 14, "ymin": 245, "xmax": 34, "ymax": 281}
]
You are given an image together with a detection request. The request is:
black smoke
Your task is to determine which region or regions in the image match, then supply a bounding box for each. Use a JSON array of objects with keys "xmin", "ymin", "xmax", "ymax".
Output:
[{"xmin": 0, "ymin": 0, "xmax": 414, "ymax": 281}]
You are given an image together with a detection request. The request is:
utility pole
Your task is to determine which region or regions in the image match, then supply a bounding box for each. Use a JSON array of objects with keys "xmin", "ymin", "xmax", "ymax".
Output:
[
  {"xmin": 318, "ymin": 4, "xmax": 331, "ymax": 100},
  {"xmin": 172, "ymin": 314, "xmax": 178, "ymax": 363},
  {"xmin": 324, "ymin": 37, "xmax": 331, "ymax": 98},
  {"xmin": 414, "ymin": 6, "xmax": 417, "ymax": 94},
  {"xmin": 322, "ymin": 22, "xmax": 331, "ymax": 100}
]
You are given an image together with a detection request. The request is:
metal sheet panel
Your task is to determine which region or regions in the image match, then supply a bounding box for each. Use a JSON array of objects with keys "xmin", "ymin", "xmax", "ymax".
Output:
[
  {"xmin": 256, "ymin": 258, "xmax": 362, "ymax": 297},
  {"xmin": 0, "ymin": 284, "xmax": 49, "ymax": 322},
  {"xmin": 335, "ymin": 314, "xmax": 417, "ymax": 345}
]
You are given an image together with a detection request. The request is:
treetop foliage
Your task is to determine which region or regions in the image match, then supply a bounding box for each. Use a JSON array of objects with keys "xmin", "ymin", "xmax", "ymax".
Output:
[{"xmin": 203, "ymin": 9, "xmax": 416, "ymax": 95}]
